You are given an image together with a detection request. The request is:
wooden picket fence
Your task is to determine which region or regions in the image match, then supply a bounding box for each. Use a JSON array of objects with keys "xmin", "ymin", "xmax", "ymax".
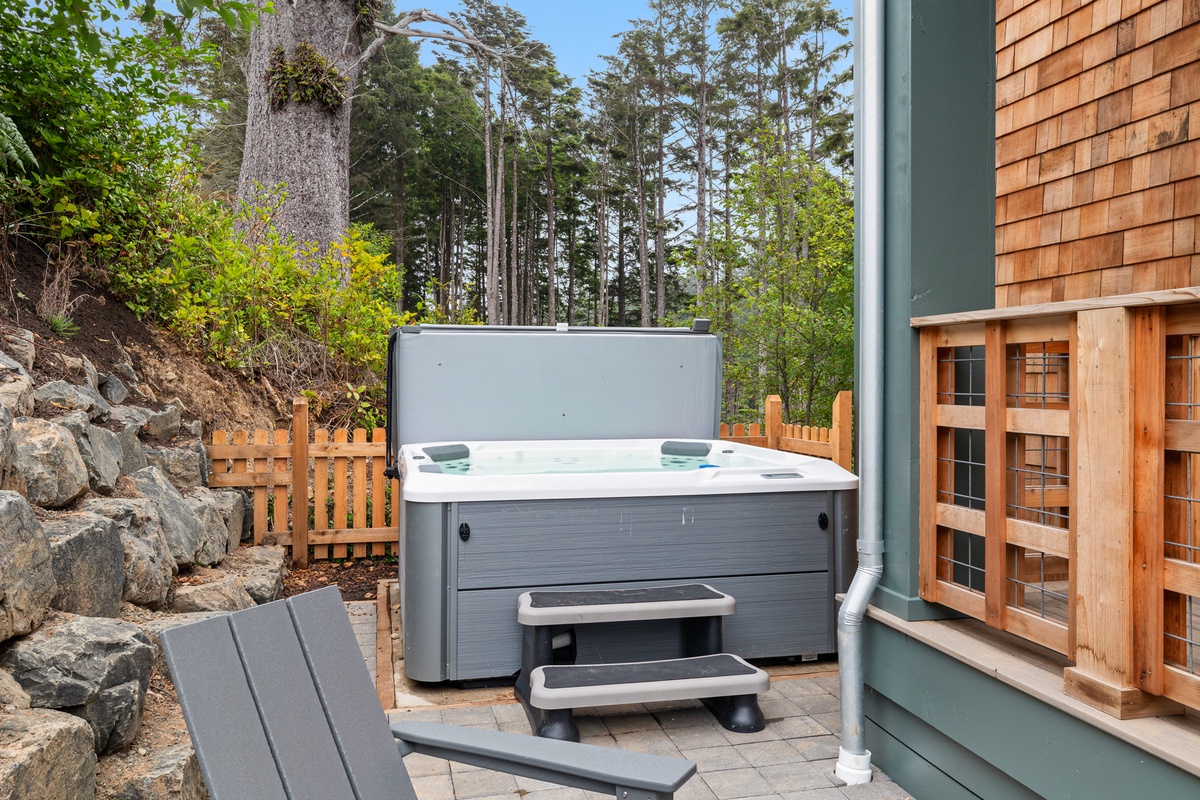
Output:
[
  {"xmin": 720, "ymin": 392, "xmax": 853, "ymax": 472},
  {"xmin": 208, "ymin": 398, "xmax": 399, "ymax": 568},
  {"xmin": 208, "ymin": 392, "xmax": 854, "ymax": 567}
]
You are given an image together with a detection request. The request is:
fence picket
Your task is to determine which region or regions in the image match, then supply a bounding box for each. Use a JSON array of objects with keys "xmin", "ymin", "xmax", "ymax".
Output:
[
  {"xmin": 332, "ymin": 428, "xmax": 349, "ymax": 559},
  {"xmin": 251, "ymin": 430, "xmax": 268, "ymax": 545},
  {"xmin": 352, "ymin": 428, "xmax": 368, "ymax": 559},
  {"xmin": 371, "ymin": 429, "xmax": 387, "ymax": 544},
  {"xmin": 313, "ymin": 428, "xmax": 329, "ymax": 560}
]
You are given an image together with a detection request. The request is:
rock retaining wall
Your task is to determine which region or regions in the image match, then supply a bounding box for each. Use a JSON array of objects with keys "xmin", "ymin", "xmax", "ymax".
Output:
[{"xmin": 0, "ymin": 328, "xmax": 288, "ymax": 800}]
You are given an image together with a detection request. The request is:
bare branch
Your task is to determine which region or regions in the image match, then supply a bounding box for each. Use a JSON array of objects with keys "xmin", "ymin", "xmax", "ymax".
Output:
[{"xmin": 355, "ymin": 8, "xmax": 504, "ymax": 70}]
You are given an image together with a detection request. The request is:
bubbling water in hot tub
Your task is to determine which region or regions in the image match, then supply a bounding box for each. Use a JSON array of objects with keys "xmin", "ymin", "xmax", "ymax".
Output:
[{"xmin": 432, "ymin": 443, "xmax": 781, "ymax": 476}]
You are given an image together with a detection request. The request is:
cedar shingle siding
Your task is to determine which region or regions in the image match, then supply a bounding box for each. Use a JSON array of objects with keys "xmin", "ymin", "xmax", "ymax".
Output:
[{"xmin": 995, "ymin": 0, "xmax": 1200, "ymax": 306}]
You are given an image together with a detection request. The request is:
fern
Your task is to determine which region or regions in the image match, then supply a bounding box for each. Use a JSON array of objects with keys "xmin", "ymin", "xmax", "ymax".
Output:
[{"xmin": 0, "ymin": 113, "xmax": 37, "ymax": 175}]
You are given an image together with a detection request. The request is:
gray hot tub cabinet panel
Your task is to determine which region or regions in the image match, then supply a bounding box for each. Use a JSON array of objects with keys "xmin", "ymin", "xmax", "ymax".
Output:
[
  {"xmin": 455, "ymin": 494, "xmax": 831, "ymax": 589},
  {"xmin": 456, "ymin": 573, "xmax": 832, "ymax": 680},
  {"xmin": 401, "ymin": 491, "xmax": 849, "ymax": 682}
]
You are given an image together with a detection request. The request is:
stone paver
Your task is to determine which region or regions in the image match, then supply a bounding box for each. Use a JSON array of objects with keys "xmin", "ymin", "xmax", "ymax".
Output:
[
  {"xmin": 346, "ymin": 600, "xmax": 377, "ymax": 683},
  {"xmin": 387, "ymin": 676, "xmax": 915, "ymax": 799}
]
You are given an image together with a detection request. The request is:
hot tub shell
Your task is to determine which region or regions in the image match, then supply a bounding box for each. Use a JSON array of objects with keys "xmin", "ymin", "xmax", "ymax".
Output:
[{"xmin": 388, "ymin": 324, "xmax": 859, "ymax": 683}]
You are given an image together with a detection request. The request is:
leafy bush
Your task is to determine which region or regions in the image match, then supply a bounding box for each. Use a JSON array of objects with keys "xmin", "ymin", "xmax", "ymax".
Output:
[
  {"xmin": 0, "ymin": 12, "xmax": 211, "ymax": 242},
  {"xmin": 108, "ymin": 179, "xmax": 412, "ymax": 389}
]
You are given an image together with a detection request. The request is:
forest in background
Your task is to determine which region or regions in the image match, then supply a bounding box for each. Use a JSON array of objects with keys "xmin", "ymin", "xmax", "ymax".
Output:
[{"xmin": 2, "ymin": 0, "xmax": 853, "ymax": 426}]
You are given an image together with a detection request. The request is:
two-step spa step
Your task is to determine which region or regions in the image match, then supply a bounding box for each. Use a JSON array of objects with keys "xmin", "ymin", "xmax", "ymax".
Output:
[{"xmin": 514, "ymin": 584, "xmax": 770, "ymax": 741}]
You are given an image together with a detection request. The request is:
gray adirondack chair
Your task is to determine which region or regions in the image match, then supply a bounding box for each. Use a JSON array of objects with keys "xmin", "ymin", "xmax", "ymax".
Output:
[{"xmin": 160, "ymin": 586, "xmax": 696, "ymax": 800}]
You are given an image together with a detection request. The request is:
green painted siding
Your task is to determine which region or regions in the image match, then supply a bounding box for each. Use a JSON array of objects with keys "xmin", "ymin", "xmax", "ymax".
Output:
[
  {"xmin": 854, "ymin": 0, "xmax": 996, "ymax": 622},
  {"xmin": 863, "ymin": 619, "xmax": 1200, "ymax": 800}
]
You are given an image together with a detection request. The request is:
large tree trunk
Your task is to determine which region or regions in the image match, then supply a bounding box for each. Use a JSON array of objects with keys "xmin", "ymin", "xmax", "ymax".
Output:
[{"xmin": 238, "ymin": 0, "xmax": 363, "ymax": 250}]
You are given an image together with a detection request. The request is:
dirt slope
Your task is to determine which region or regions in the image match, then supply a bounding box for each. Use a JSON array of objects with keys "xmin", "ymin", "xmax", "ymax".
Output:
[{"xmin": 3, "ymin": 238, "xmax": 281, "ymax": 432}]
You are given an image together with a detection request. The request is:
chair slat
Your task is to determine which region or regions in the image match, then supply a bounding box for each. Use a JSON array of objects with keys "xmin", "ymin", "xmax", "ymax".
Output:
[
  {"xmin": 229, "ymin": 601, "xmax": 357, "ymax": 800},
  {"xmin": 289, "ymin": 587, "xmax": 417, "ymax": 800},
  {"xmin": 160, "ymin": 618, "xmax": 288, "ymax": 800}
]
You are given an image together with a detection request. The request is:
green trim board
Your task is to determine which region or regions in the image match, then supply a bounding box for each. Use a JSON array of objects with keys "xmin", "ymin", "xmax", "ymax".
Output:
[
  {"xmin": 866, "ymin": 691, "xmax": 1044, "ymax": 800},
  {"xmin": 855, "ymin": 0, "xmax": 996, "ymax": 617},
  {"xmin": 862, "ymin": 618, "xmax": 1200, "ymax": 800}
]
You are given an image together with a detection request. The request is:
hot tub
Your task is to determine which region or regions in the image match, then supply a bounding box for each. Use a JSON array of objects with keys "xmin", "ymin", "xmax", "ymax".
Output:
[
  {"xmin": 387, "ymin": 322, "xmax": 858, "ymax": 683},
  {"xmin": 399, "ymin": 437, "xmax": 857, "ymax": 682}
]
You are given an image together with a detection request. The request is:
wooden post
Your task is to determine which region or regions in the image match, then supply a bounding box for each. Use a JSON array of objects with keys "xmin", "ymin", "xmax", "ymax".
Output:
[
  {"xmin": 291, "ymin": 397, "xmax": 310, "ymax": 569},
  {"xmin": 765, "ymin": 395, "xmax": 782, "ymax": 451},
  {"xmin": 1064, "ymin": 307, "xmax": 1181, "ymax": 719},
  {"xmin": 918, "ymin": 330, "xmax": 938, "ymax": 602},
  {"xmin": 1132, "ymin": 308, "xmax": 1166, "ymax": 696},
  {"xmin": 832, "ymin": 390, "xmax": 853, "ymax": 471},
  {"xmin": 984, "ymin": 322, "xmax": 1008, "ymax": 630}
]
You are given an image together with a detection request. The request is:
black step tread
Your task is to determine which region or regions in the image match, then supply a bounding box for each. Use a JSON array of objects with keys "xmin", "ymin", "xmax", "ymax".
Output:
[
  {"xmin": 528, "ymin": 584, "xmax": 724, "ymax": 609},
  {"xmin": 518, "ymin": 584, "xmax": 734, "ymax": 626},
  {"xmin": 528, "ymin": 654, "xmax": 768, "ymax": 710},
  {"xmin": 540, "ymin": 654, "xmax": 756, "ymax": 689}
]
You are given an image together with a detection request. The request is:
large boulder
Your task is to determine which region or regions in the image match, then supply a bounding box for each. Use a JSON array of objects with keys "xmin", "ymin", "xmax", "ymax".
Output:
[
  {"xmin": 213, "ymin": 489, "xmax": 248, "ymax": 550},
  {"xmin": 0, "ymin": 405, "xmax": 21, "ymax": 492},
  {"xmin": 172, "ymin": 576, "xmax": 254, "ymax": 613},
  {"xmin": 145, "ymin": 442, "xmax": 208, "ymax": 490},
  {"xmin": 106, "ymin": 743, "xmax": 208, "ymax": 800},
  {"xmin": 0, "ymin": 492, "xmax": 56, "ymax": 643},
  {"xmin": 182, "ymin": 488, "xmax": 229, "ymax": 567},
  {"xmin": 0, "ymin": 372, "xmax": 34, "ymax": 417},
  {"xmin": 12, "ymin": 418, "xmax": 89, "ymax": 508},
  {"xmin": 1, "ymin": 616, "xmax": 155, "ymax": 754},
  {"xmin": 33, "ymin": 380, "xmax": 110, "ymax": 421},
  {"xmin": 130, "ymin": 467, "xmax": 202, "ymax": 570},
  {"xmin": 221, "ymin": 546, "xmax": 288, "ymax": 604},
  {"xmin": 43, "ymin": 512, "xmax": 124, "ymax": 618},
  {"xmin": 1, "ymin": 327, "xmax": 34, "ymax": 373},
  {"xmin": 81, "ymin": 498, "xmax": 176, "ymax": 610},
  {"xmin": 55, "ymin": 412, "xmax": 122, "ymax": 496},
  {"xmin": 0, "ymin": 708, "xmax": 97, "ymax": 800}
]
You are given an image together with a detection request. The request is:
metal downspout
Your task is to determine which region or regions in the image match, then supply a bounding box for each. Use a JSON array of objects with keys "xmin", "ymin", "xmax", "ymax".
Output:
[{"xmin": 836, "ymin": 0, "xmax": 885, "ymax": 786}]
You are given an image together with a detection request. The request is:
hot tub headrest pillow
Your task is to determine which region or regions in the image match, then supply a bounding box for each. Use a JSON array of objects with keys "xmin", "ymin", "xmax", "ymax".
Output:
[
  {"xmin": 661, "ymin": 441, "xmax": 711, "ymax": 457},
  {"xmin": 423, "ymin": 444, "xmax": 471, "ymax": 462}
]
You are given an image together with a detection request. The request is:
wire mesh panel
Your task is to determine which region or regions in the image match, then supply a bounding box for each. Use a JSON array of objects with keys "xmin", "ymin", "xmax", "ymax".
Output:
[
  {"xmin": 1161, "ymin": 326, "xmax": 1200, "ymax": 707},
  {"xmin": 927, "ymin": 339, "xmax": 988, "ymax": 610},
  {"xmin": 921, "ymin": 322, "xmax": 1072, "ymax": 653},
  {"xmin": 1164, "ymin": 593, "xmax": 1199, "ymax": 678},
  {"xmin": 1009, "ymin": 342, "xmax": 1069, "ymax": 410},
  {"xmin": 1006, "ymin": 545, "xmax": 1069, "ymax": 626}
]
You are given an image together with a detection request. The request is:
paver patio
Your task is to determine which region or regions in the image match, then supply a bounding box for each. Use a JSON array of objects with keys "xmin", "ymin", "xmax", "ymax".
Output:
[
  {"xmin": 349, "ymin": 595, "xmax": 909, "ymax": 800},
  {"xmin": 385, "ymin": 676, "xmax": 911, "ymax": 800}
]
